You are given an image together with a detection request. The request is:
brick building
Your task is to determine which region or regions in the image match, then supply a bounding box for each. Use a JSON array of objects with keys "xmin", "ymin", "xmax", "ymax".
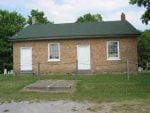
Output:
[{"xmin": 10, "ymin": 13, "xmax": 140, "ymax": 74}]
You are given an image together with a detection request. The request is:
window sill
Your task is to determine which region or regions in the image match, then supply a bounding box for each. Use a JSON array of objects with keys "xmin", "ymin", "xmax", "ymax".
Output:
[
  {"xmin": 48, "ymin": 59, "xmax": 60, "ymax": 62},
  {"xmin": 107, "ymin": 58, "xmax": 120, "ymax": 61}
]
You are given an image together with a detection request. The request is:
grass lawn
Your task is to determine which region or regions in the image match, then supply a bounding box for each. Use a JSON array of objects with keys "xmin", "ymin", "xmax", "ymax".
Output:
[{"xmin": 0, "ymin": 73, "xmax": 149, "ymax": 102}]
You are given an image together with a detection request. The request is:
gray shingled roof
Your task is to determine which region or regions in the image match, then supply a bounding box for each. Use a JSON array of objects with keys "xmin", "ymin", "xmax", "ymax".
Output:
[{"xmin": 10, "ymin": 20, "xmax": 140, "ymax": 41}]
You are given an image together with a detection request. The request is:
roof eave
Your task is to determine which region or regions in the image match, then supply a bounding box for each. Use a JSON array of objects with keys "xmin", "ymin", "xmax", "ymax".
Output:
[{"xmin": 10, "ymin": 34, "xmax": 140, "ymax": 41}]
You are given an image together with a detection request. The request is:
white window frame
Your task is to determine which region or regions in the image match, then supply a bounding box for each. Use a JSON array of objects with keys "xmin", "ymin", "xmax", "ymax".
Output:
[
  {"xmin": 107, "ymin": 41, "xmax": 120, "ymax": 60},
  {"xmin": 48, "ymin": 43, "xmax": 60, "ymax": 62}
]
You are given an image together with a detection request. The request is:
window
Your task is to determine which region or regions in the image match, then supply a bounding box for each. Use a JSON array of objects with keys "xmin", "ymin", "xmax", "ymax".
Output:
[
  {"xmin": 107, "ymin": 41, "xmax": 120, "ymax": 60},
  {"xmin": 48, "ymin": 43, "xmax": 60, "ymax": 61}
]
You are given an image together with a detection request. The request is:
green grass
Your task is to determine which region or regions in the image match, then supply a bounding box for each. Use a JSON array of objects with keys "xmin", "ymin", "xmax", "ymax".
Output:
[{"xmin": 0, "ymin": 73, "xmax": 149, "ymax": 102}]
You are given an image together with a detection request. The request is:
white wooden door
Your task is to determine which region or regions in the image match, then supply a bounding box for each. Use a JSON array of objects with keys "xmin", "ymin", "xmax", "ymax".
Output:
[
  {"xmin": 20, "ymin": 47, "xmax": 32, "ymax": 71},
  {"xmin": 77, "ymin": 45, "xmax": 91, "ymax": 70}
]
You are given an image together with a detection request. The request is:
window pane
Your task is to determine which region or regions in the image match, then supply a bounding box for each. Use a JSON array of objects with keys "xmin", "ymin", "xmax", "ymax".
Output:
[
  {"xmin": 49, "ymin": 44, "xmax": 59, "ymax": 59},
  {"xmin": 108, "ymin": 41, "xmax": 119, "ymax": 58}
]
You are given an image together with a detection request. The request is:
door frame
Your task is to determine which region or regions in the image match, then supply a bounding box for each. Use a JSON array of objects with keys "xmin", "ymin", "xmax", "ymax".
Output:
[
  {"xmin": 20, "ymin": 47, "xmax": 32, "ymax": 71},
  {"xmin": 77, "ymin": 44, "xmax": 91, "ymax": 70}
]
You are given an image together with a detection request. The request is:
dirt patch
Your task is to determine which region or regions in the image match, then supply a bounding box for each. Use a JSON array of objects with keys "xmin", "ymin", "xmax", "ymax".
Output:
[
  {"xmin": 111, "ymin": 100, "xmax": 150, "ymax": 113},
  {"xmin": 87, "ymin": 103, "xmax": 112, "ymax": 113}
]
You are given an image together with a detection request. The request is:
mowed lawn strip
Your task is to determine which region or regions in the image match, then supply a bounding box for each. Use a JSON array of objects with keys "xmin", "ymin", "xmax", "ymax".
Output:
[{"xmin": 0, "ymin": 73, "xmax": 149, "ymax": 102}]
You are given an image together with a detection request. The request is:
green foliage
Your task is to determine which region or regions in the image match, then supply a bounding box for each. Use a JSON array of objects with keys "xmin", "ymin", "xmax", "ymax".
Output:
[
  {"xmin": 138, "ymin": 30, "xmax": 150, "ymax": 68},
  {"xmin": 76, "ymin": 13, "xmax": 103, "ymax": 23},
  {"xmin": 27, "ymin": 9, "xmax": 52, "ymax": 24},
  {"xmin": 0, "ymin": 10, "xmax": 26, "ymax": 73},
  {"xmin": 130, "ymin": 0, "xmax": 150, "ymax": 24}
]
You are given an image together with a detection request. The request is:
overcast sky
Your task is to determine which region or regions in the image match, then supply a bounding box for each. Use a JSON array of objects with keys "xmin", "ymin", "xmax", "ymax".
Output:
[{"xmin": 0, "ymin": 0, "xmax": 149, "ymax": 30}]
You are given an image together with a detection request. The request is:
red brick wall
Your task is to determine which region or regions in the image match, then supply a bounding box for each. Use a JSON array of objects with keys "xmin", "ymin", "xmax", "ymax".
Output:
[{"xmin": 13, "ymin": 37, "xmax": 138, "ymax": 73}]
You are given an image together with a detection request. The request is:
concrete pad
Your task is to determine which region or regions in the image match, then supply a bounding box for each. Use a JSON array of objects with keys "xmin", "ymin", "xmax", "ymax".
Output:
[{"xmin": 23, "ymin": 80, "xmax": 76, "ymax": 92}]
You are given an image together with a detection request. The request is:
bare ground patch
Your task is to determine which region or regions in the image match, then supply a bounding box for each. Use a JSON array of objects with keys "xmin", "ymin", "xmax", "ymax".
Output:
[{"xmin": 111, "ymin": 100, "xmax": 150, "ymax": 113}]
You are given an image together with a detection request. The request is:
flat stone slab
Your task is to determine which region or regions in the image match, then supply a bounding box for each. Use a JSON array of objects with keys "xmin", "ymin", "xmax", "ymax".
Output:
[{"xmin": 23, "ymin": 80, "xmax": 76, "ymax": 92}]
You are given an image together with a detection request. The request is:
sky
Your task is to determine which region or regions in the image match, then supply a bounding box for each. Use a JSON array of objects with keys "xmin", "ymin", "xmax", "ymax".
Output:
[{"xmin": 0, "ymin": 0, "xmax": 149, "ymax": 30}]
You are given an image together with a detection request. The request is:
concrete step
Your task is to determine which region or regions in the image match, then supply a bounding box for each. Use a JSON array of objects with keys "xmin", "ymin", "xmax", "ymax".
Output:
[
  {"xmin": 76, "ymin": 70, "xmax": 92, "ymax": 74},
  {"xmin": 20, "ymin": 70, "xmax": 33, "ymax": 74}
]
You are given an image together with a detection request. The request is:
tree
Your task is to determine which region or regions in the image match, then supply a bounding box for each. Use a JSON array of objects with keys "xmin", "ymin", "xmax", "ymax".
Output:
[
  {"xmin": 130, "ymin": 0, "xmax": 150, "ymax": 24},
  {"xmin": 138, "ymin": 30, "xmax": 150, "ymax": 69},
  {"xmin": 27, "ymin": 9, "xmax": 52, "ymax": 24},
  {"xmin": 76, "ymin": 13, "xmax": 103, "ymax": 23},
  {"xmin": 0, "ymin": 10, "xmax": 26, "ymax": 73}
]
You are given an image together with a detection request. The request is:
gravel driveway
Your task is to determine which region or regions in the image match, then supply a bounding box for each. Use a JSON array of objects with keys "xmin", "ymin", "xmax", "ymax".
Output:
[{"xmin": 0, "ymin": 100, "xmax": 111, "ymax": 113}]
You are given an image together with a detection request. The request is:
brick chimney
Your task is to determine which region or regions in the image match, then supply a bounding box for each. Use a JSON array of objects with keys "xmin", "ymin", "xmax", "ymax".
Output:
[
  {"xmin": 121, "ymin": 13, "xmax": 126, "ymax": 20},
  {"xmin": 32, "ymin": 16, "xmax": 37, "ymax": 24}
]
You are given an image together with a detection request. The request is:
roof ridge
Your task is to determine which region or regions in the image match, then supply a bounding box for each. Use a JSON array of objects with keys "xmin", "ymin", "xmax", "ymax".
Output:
[{"xmin": 30, "ymin": 20, "xmax": 123, "ymax": 26}]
